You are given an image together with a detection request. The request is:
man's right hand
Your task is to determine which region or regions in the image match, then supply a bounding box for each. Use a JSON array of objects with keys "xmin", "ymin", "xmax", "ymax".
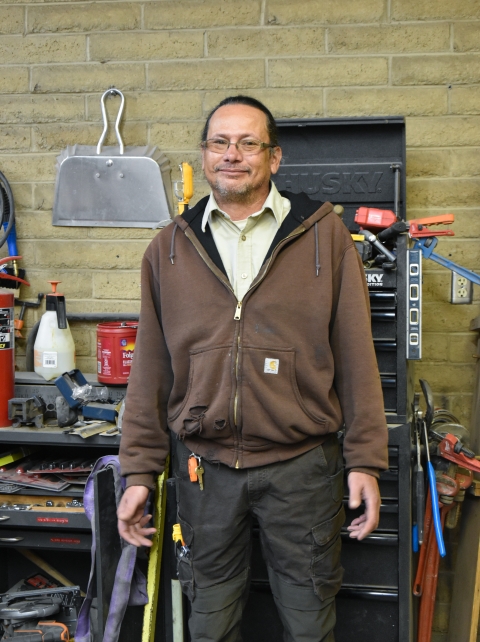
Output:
[{"xmin": 117, "ymin": 485, "xmax": 156, "ymax": 547}]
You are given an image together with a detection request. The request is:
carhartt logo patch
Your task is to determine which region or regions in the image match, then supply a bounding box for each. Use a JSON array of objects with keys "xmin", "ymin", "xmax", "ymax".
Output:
[{"xmin": 264, "ymin": 358, "xmax": 279, "ymax": 374}]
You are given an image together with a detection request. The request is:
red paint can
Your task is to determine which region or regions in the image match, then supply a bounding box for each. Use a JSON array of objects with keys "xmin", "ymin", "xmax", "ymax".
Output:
[
  {"xmin": 0, "ymin": 290, "xmax": 14, "ymax": 427},
  {"xmin": 96, "ymin": 322, "xmax": 138, "ymax": 385}
]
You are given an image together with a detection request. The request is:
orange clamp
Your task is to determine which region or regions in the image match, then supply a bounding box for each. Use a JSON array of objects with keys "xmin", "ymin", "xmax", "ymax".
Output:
[{"xmin": 409, "ymin": 214, "xmax": 455, "ymax": 238}]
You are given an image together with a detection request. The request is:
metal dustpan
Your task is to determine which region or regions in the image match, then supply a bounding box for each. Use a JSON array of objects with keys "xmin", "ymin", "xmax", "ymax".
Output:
[{"xmin": 53, "ymin": 89, "xmax": 173, "ymax": 228}]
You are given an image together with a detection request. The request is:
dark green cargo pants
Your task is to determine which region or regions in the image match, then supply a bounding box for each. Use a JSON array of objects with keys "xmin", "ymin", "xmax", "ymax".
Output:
[{"xmin": 173, "ymin": 435, "xmax": 345, "ymax": 642}]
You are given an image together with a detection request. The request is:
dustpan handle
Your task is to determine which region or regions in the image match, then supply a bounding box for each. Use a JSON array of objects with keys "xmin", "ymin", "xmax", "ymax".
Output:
[{"xmin": 97, "ymin": 88, "xmax": 125, "ymax": 155}]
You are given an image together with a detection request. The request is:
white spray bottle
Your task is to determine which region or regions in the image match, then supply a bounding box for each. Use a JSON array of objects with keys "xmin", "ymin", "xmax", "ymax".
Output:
[{"xmin": 34, "ymin": 280, "xmax": 75, "ymax": 381}]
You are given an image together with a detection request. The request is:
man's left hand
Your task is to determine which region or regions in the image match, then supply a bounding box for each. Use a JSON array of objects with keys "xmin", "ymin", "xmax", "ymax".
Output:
[{"xmin": 346, "ymin": 472, "xmax": 381, "ymax": 540}]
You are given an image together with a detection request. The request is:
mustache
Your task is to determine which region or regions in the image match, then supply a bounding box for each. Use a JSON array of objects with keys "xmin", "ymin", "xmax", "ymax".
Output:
[{"xmin": 213, "ymin": 164, "xmax": 251, "ymax": 173}]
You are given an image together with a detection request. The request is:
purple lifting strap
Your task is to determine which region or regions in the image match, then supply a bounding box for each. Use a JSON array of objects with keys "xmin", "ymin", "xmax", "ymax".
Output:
[{"xmin": 76, "ymin": 456, "xmax": 148, "ymax": 642}]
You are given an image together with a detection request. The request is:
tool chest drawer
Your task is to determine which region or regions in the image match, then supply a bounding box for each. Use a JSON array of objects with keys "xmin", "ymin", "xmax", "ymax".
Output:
[
  {"xmin": 371, "ymin": 312, "xmax": 396, "ymax": 340},
  {"xmin": 335, "ymin": 590, "xmax": 398, "ymax": 642},
  {"xmin": 374, "ymin": 341, "xmax": 397, "ymax": 373},
  {"xmin": 0, "ymin": 494, "xmax": 89, "ymax": 530},
  {"xmin": 344, "ymin": 501, "xmax": 399, "ymax": 533},
  {"xmin": 0, "ymin": 527, "xmax": 91, "ymax": 550},
  {"xmin": 340, "ymin": 534, "xmax": 399, "ymax": 588}
]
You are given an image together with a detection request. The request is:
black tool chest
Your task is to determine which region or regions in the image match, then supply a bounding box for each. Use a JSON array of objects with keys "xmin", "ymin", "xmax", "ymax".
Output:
[
  {"xmin": 0, "ymin": 373, "xmax": 123, "ymax": 596},
  {"xmin": 239, "ymin": 118, "xmax": 414, "ymax": 642}
]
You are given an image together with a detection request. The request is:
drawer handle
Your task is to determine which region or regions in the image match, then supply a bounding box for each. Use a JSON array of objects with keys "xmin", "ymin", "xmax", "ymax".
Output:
[
  {"xmin": 0, "ymin": 516, "xmax": 10, "ymax": 522},
  {"xmin": 0, "ymin": 537, "xmax": 24, "ymax": 542}
]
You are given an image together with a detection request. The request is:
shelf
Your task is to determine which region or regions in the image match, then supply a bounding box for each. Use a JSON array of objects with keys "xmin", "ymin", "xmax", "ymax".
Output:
[{"xmin": 0, "ymin": 427, "xmax": 120, "ymax": 448}]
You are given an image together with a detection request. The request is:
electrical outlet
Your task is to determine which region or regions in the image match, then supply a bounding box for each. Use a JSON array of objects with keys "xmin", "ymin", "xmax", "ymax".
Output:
[{"xmin": 451, "ymin": 272, "xmax": 473, "ymax": 304}]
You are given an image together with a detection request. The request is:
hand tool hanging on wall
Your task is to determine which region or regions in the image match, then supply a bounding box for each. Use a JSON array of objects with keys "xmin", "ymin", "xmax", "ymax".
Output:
[
  {"xmin": 174, "ymin": 162, "xmax": 194, "ymax": 215},
  {"xmin": 53, "ymin": 88, "xmax": 173, "ymax": 228},
  {"xmin": 14, "ymin": 294, "xmax": 44, "ymax": 339}
]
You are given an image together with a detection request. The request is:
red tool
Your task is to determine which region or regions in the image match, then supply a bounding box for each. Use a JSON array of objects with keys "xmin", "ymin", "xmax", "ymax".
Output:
[
  {"xmin": 0, "ymin": 256, "xmax": 30, "ymax": 426},
  {"xmin": 0, "ymin": 256, "xmax": 30, "ymax": 287},
  {"xmin": 435, "ymin": 433, "xmax": 480, "ymax": 472},
  {"xmin": 408, "ymin": 214, "xmax": 455, "ymax": 238},
  {"xmin": 355, "ymin": 207, "xmax": 397, "ymax": 231}
]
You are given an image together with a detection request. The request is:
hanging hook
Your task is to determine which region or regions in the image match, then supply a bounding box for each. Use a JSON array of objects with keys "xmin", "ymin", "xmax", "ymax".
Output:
[{"xmin": 96, "ymin": 88, "xmax": 125, "ymax": 155}]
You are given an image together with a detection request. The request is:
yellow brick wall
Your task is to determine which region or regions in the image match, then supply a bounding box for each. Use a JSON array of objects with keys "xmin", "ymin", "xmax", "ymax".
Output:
[{"xmin": 0, "ymin": 2, "xmax": 478, "ymax": 419}]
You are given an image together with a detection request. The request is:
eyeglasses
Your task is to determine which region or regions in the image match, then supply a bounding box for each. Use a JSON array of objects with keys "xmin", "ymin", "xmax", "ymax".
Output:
[{"xmin": 201, "ymin": 138, "xmax": 277, "ymax": 155}]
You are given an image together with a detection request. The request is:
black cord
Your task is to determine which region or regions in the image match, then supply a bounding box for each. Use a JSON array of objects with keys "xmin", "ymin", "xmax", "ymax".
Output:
[{"xmin": 0, "ymin": 170, "xmax": 15, "ymax": 249}]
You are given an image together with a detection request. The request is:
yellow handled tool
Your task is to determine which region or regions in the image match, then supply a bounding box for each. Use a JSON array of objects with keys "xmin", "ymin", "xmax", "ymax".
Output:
[{"xmin": 174, "ymin": 162, "xmax": 194, "ymax": 215}]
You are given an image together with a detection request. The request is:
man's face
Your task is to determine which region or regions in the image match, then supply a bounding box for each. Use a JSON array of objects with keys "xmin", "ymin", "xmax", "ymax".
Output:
[{"xmin": 201, "ymin": 104, "xmax": 282, "ymax": 203}]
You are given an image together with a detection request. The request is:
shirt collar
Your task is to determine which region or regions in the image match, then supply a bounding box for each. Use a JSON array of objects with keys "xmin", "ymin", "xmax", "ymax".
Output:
[{"xmin": 201, "ymin": 181, "xmax": 285, "ymax": 232}]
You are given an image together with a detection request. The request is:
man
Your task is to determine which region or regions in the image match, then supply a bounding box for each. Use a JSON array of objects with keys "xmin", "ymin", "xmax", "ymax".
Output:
[{"xmin": 118, "ymin": 96, "xmax": 388, "ymax": 642}]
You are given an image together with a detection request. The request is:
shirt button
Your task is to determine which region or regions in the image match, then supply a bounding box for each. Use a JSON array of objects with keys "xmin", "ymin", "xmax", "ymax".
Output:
[
  {"xmin": 241, "ymin": 235, "xmax": 246, "ymax": 241},
  {"xmin": 241, "ymin": 273, "xmax": 248, "ymax": 279}
]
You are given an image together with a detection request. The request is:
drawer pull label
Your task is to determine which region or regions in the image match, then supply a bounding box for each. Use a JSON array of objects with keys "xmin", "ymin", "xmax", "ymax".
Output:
[
  {"xmin": 37, "ymin": 517, "xmax": 69, "ymax": 524},
  {"xmin": 50, "ymin": 537, "xmax": 80, "ymax": 544}
]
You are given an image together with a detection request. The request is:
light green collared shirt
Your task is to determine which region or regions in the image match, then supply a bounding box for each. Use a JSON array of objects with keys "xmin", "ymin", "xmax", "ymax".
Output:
[{"xmin": 201, "ymin": 182, "xmax": 291, "ymax": 301}]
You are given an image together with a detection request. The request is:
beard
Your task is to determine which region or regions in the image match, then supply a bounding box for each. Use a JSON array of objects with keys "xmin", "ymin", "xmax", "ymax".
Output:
[{"xmin": 207, "ymin": 165, "xmax": 262, "ymax": 204}]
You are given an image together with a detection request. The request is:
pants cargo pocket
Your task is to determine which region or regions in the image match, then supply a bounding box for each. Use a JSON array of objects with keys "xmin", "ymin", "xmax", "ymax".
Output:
[
  {"xmin": 310, "ymin": 505, "xmax": 345, "ymax": 601},
  {"xmin": 328, "ymin": 466, "xmax": 345, "ymax": 504},
  {"xmin": 176, "ymin": 518, "xmax": 195, "ymax": 602}
]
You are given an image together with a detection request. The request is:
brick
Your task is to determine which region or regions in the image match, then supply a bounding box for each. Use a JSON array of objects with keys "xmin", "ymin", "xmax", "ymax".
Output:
[
  {"xmin": 87, "ymin": 91, "xmax": 202, "ymax": 122},
  {"xmin": 208, "ymin": 27, "xmax": 324, "ymax": 58},
  {"xmin": 32, "ymin": 123, "xmax": 148, "ymax": 152},
  {"xmin": 327, "ymin": 87, "xmax": 447, "ymax": 117},
  {"xmin": 450, "ymin": 87, "xmax": 480, "ymax": 115},
  {"xmin": 28, "ymin": 4, "xmax": 140, "ymax": 34},
  {"xmin": 70, "ymin": 328, "xmax": 92, "ymax": 357},
  {"xmin": 150, "ymin": 121, "xmax": 205, "ymax": 150},
  {"xmin": 407, "ymin": 150, "xmax": 451, "ymax": 178},
  {"xmin": 11, "ymin": 184, "xmax": 33, "ymax": 211},
  {"xmin": 407, "ymin": 178, "xmax": 480, "ymax": 208},
  {"xmin": 33, "ymin": 184, "xmax": 54, "ymax": 211},
  {"xmin": 0, "ymin": 126, "xmax": 30, "ymax": 151},
  {"xmin": 32, "ymin": 63, "xmax": 145, "ymax": 93},
  {"xmin": 0, "ymin": 95, "xmax": 84, "ymax": 124},
  {"xmin": 0, "ymin": 155, "xmax": 57, "ymax": 182},
  {"xmin": 75, "ymin": 357, "xmax": 97, "ymax": 373},
  {"xmin": 421, "ymin": 332, "xmax": 449, "ymax": 361},
  {"xmin": 90, "ymin": 31, "xmax": 203, "ymax": 63},
  {"xmin": 422, "ymin": 272, "xmax": 451, "ymax": 303},
  {"xmin": 423, "ymin": 301, "xmax": 478, "ymax": 333},
  {"xmin": 328, "ymin": 23, "xmax": 449, "ymax": 54},
  {"xmin": 0, "ymin": 6, "xmax": 24, "ymax": 34},
  {"xmin": 442, "ymin": 394, "xmax": 474, "ymax": 428},
  {"xmin": 449, "ymin": 148, "xmax": 480, "ymax": 177},
  {"xmin": 392, "ymin": 0, "xmax": 480, "ymax": 21},
  {"xmin": 204, "ymin": 88, "xmax": 324, "ymax": 118},
  {"xmin": 269, "ymin": 57, "xmax": 388, "ymax": 88},
  {"xmin": 433, "ymin": 239, "xmax": 479, "ymax": 270},
  {"xmin": 144, "ymin": 0, "xmax": 261, "ymax": 29},
  {"xmin": 14, "ymin": 240, "xmax": 35, "ymax": 266},
  {"xmin": 266, "ymin": 0, "xmax": 385, "ymax": 25},
  {"xmin": 16, "ymin": 212, "xmax": 88, "ymax": 239},
  {"xmin": 88, "ymin": 227, "xmax": 159, "ymax": 240},
  {"xmin": 0, "ymin": 35, "xmax": 85, "ymax": 65},
  {"xmin": 67, "ymin": 299, "xmax": 140, "ymax": 314},
  {"xmin": 24, "ymin": 269, "xmax": 93, "ymax": 299},
  {"xmin": 148, "ymin": 59, "xmax": 265, "ymax": 91},
  {"xmin": 454, "ymin": 23, "xmax": 480, "ymax": 53},
  {"xmin": 406, "ymin": 116, "xmax": 480, "ymax": 147},
  {"xmin": 36, "ymin": 240, "xmax": 150, "ymax": 269},
  {"xmin": 94, "ymin": 271, "xmax": 141, "ymax": 300},
  {"xmin": 414, "ymin": 361, "xmax": 475, "ymax": 393},
  {"xmin": 0, "ymin": 67, "xmax": 29, "ymax": 94},
  {"xmin": 449, "ymin": 333, "xmax": 477, "ymax": 363},
  {"xmin": 392, "ymin": 55, "xmax": 480, "ymax": 86}
]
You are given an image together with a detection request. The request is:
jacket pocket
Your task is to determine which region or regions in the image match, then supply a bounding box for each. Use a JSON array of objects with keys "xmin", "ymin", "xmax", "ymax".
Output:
[
  {"xmin": 168, "ymin": 345, "xmax": 233, "ymax": 440},
  {"xmin": 240, "ymin": 347, "xmax": 328, "ymax": 443},
  {"xmin": 310, "ymin": 505, "xmax": 345, "ymax": 601}
]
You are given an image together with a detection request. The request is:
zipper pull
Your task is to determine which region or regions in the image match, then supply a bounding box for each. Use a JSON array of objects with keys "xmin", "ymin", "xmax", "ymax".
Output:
[{"xmin": 234, "ymin": 301, "xmax": 242, "ymax": 320}]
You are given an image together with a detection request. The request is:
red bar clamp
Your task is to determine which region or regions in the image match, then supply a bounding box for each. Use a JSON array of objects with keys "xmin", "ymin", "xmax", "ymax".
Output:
[{"xmin": 408, "ymin": 214, "xmax": 455, "ymax": 239}]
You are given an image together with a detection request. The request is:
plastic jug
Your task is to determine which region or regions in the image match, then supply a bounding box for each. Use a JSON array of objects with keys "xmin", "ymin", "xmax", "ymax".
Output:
[{"xmin": 34, "ymin": 281, "xmax": 75, "ymax": 381}]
